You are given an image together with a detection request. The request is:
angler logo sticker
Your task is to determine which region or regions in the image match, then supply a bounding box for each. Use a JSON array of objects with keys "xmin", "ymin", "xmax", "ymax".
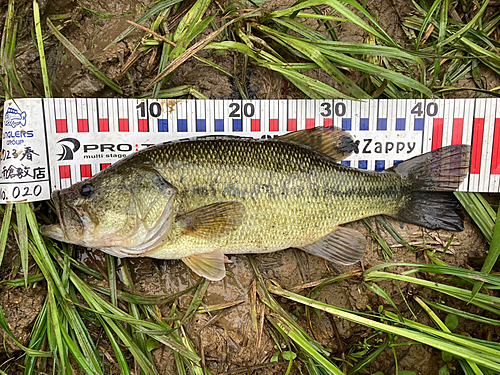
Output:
[
  {"xmin": 0, "ymin": 99, "xmax": 51, "ymax": 203},
  {"xmin": 4, "ymin": 107, "xmax": 27, "ymax": 128},
  {"xmin": 1, "ymin": 97, "xmax": 499, "ymax": 204}
]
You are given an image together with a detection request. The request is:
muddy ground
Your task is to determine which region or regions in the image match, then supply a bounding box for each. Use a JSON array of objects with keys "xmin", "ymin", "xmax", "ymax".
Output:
[{"xmin": 1, "ymin": 0, "xmax": 499, "ymax": 374}]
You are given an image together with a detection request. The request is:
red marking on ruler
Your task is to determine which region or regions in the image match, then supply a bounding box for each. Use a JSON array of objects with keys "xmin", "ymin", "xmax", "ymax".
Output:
[
  {"xmin": 471, "ymin": 118, "xmax": 484, "ymax": 174},
  {"xmin": 324, "ymin": 118, "xmax": 333, "ymax": 127},
  {"xmin": 59, "ymin": 165, "xmax": 70, "ymax": 179},
  {"xmin": 491, "ymin": 118, "xmax": 500, "ymax": 175},
  {"xmin": 269, "ymin": 119, "xmax": 278, "ymax": 132},
  {"xmin": 56, "ymin": 119, "xmax": 67, "ymax": 133},
  {"xmin": 100, "ymin": 163, "xmax": 111, "ymax": 170},
  {"xmin": 118, "ymin": 118, "xmax": 129, "ymax": 132},
  {"xmin": 99, "ymin": 119, "xmax": 109, "ymax": 132},
  {"xmin": 77, "ymin": 119, "xmax": 89, "ymax": 132},
  {"xmin": 431, "ymin": 118, "xmax": 443, "ymax": 150},
  {"xmin": 451, "ymin": 118, "xmax": 463, "ymax": 145},
  {"xmin": 251, "ymin": 119, "xmax": 260, "ymax": 132},
  {"xmin": 306, "ymin": 118, "xmax": 315, "ymax": 129},
  {"xmin": 80, "ymin": 164, "xmax": 92, "ymax": 178},
  {"xmin": 138, "ymin": 119, "xmax": 148, "ymax": 132},
  {"xmin": 288, "ymin": 119, "xmax": 297, "ymax": 132}
]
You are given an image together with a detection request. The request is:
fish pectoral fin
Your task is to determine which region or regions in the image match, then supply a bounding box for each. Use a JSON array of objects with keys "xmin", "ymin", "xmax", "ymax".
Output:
[
  {"xmin": 275, "ymin": 127, "xmax": 358, "ymax": 162},
  {"xmin": 301, "ymin": 227, "xmax": 366, "ymax": 265},
  {"xmin": 182, "ymin": 251, "xmax": 226, "ymax": 281},
  {"xmin": 176, "ymin": 201, "xmax": 245, "ymax": 239}
]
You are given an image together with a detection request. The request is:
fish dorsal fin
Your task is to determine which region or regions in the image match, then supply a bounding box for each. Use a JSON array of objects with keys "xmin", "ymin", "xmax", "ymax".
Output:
[
  {"xmin": 277, "ymin": 127, "xmax": 359, "ymax": 162},
  {"xmin": 182, "ymin": 251, "xmax": 226, "ymax": 281},
  {"xmin": 176, "ymin": 201, "xmax": 245, "ymax": 239},
  {"xmin": 301, "ymin": 227, "xmax": 366, "ymax": 265}
]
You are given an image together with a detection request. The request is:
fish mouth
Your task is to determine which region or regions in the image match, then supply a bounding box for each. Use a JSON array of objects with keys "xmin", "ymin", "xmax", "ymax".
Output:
[
  {"xmin": 40, "ymin": 190, "xmax": 84, "ymax": 243},
  {"xmin": 40, "ymin": 190, "xmax": 65, "ymax": 241}
]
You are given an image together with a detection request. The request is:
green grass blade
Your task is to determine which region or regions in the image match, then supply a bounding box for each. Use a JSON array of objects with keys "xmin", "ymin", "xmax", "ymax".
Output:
[
  {"xmin": 106, "ymin": 254, "xmax": 117, "ymax": 306},
  {"xmin": 104, "ymin": 0, "xmax": 184, "ymax": 50},
  {"xmin": 270, "ymin": 315, "xmax": 344, "ymax": 375},
  {"xmin": 47, "ymin": 287, "xmax": 70, "ymax": 374},
  {"xmin": 347, "ymin": 341, "xmax": 389, "ymax": 375},
  {"xmin": 0, "ymin": 204, "xmax": 13, "ymax": 268},
  {"xmin": 25, "ymin": 209, "xmax": 105, "ymax": 374},
  {"xmin": 420, "ymin": 297, "xmax": 500, "ymax": 327},
  {"xmin": 414, "ymin": 0, "xmax": 440, "ymax": 48},
  {"xmin": 272, "ymin": 17, "xmax": 333, "ymax": 41},
  {"xmin": 24, "ymin": 299, "xmax": 48, "ymax": 375},
  {"xmin": 439, "ymin": 0, "xmax": 490, "ymax": 48},
  {"xmin": 362, "ymin": 218, "xmax": 393, "ymax": 260},
  {"xmin": 181, "ymin": 278, "xmax": 210, "ymax": 324},
  {"xmin": 375, "ymin": 216, "xmax": 415, "ymax": 251},
  {"xmin": 255, "ymin": 24, "xmax": 371, "ymax": 98},
  {"xmin": 0, "ymin": 305, "xmax": 51, "ymax": 357},
  {"xmin": 33, "ymin": 0, "xmax": 52, "ymax": 98},
  {"xmin": 0, "ymin": 273, "xmax": 44, "ymax": 287},
  {"xmin": 15, "ymin": 203, "xmax": 29, "ymax": 287},
  {"xmin": 70, "ymin": 271, "xmax": 200, "ymax": 363},
  {"xmin": 455, "ymin": 192, "xmax": 495, "ymax": 243},
  {"xmin": 365, "ymin": 270, "xmax": 500, "ymax": 315},
  {"xmin": 269, "ymin": 0, "xmax": 396, "ymax": 46},
  {"xmin": 471, "ymin": 204, "xmax": 500, "ymax": 300},
  {"xmin": 415, "ymin": 297, "xmax": 483, "ymax": 375},
  {"xmin": 268, "ymin": 281, "xmax": 500, "ymax": 371},
  {"xmin": 260, "ymin": 62, "xmax": 353, "ymax": 99},
  {"xmin": 121, "ymin": 259, "xmax": 153, "ymax": 366},
  {"xmin": 98, "ymin": 317, "xmax": 132, "ymax": 375},
  {"xmin": 172, "ymin": 0, "xmax": 211, "ymax": 44},
  {"xmin": 46, "ymin": 18, "xmax": 122, "ymax": 94}
]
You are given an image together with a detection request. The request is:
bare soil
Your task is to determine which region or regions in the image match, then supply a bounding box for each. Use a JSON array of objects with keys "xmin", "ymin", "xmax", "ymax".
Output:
[{"xmin": 1, "ymin": 0, "xmax": 499, "ymax": 374}]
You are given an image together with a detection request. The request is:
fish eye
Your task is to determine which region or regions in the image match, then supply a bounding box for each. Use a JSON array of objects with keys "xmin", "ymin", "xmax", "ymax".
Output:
[{"xmin": 81, "ymin": 184, "xmax": 94, "ymax": 197}]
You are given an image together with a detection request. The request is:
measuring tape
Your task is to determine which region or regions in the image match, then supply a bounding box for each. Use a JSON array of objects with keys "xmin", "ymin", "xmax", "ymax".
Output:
[{"xmin": 1, "ymin": 98, "xmax": 499, "ymax": 203}]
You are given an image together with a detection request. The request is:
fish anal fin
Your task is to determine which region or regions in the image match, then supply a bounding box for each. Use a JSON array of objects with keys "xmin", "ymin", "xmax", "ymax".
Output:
[
  {"xmin": 301, "ymin": 227, "xmax": 366, "ymax": 265},
  {"xmin": 182, "ymin": 251, "xmax": 226, "ymax": 281},
  {"xmin": 177, "ymin": 201, "xmax": 245, "ymax": 239},
  {"xmin": 276, "ymin": 127, "xmax": 358, "ymax": 162}
]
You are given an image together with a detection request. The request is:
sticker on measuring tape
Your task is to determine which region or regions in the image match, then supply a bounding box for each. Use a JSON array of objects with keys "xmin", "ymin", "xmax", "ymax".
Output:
[{"xmin": 1, "ymin": 98, "xmax": 499, "ymax": 203}]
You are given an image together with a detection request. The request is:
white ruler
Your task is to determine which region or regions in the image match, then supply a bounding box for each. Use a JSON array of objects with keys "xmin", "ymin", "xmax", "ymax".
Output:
[{"xmin": 1, "ymin": 98, "xmax": 499, "ymax": 203}]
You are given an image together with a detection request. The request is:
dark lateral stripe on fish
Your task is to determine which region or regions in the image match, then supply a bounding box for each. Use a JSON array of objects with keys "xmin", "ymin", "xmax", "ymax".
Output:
[{"xmin": 187, "ymin": 182, "xmax": 406, "ymax": 201}]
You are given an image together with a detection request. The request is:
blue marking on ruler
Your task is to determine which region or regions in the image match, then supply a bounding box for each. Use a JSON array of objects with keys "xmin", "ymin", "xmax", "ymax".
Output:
[
  {"xmin": 394, "ymin": 160, "xmax": 403, "ymax": 166},
  {"xmin": 360, "ymin": 118, "xmax": 369, "ymax": 130},
  {"xmin": 396, "ymin": 118, "xmax": 405, "ymax": 131},
  {"xmin": 414, "ymin": 118, "xmax": 423, "ymax": 131},
  {"xmin": 341, "ymin": 161, "xmax": 350, "ymax": 166},
  {"xmin": 358, "ymin": 160, "xmax": 367, "ymax": 169},
  {"xmin": 375, "ymin": 160, "xmax": 385, "ymax": 171},
  {"xmin": 342, "ymin": 118, "xmax": 351, "ymax": 131},
  {"xmin": 215, "ymin": 119, "xmax": 224, "ymax": 132},
  {"xmin": 178, "ymin": 119, "xmax": 187, "ymax": 132},
  {"xmin": 233, "ymin": 119, "xmax": 242, "ymax": 132},
  {"xmin": 158, "ymin": 119, "xmax": 168, "ymax": 132},
  {"xmin": 378, "ymin": 118, "xmax": 387, "ymax": 131},
  {"xmin": 197, "ymin": 119, "xmax": 206, "ymax": 132}
]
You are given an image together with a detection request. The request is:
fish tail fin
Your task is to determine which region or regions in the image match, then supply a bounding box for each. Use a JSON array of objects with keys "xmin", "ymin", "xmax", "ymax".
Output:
[{"xmin": 389, "ymin": 145, "xmax": 471, "ymax": 231}]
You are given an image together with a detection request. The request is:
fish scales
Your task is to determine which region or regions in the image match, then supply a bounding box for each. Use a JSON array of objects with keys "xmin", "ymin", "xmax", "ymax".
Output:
[{"xmin": 139, "ymin": 139, "xmax": 406, "ymax": 259}]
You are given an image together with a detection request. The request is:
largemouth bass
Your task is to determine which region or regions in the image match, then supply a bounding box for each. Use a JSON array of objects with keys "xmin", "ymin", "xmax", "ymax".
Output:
[{"xmin": 41, "ymin": 127, "xmax": 470, "ymax": 280}]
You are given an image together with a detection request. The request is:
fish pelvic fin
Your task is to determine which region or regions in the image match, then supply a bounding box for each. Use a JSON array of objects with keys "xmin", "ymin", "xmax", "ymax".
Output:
[
  {"xmin": 388, "ymin": 145, "xmax": 470, "ymax": 231},
  {"xmin": 301, "ymin": 227, "xmax": 366, "ymax": 265},
  {"xmin": 276, "ymin": 126, "xmax": 358, "ymax": 162},
  {"xmin": 176, "ymin": 201, "xmax": 246, "ymax": 239},
  {"xmin": 182, "ymin": 250, "xmax": 226, "ymax": 281}
]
